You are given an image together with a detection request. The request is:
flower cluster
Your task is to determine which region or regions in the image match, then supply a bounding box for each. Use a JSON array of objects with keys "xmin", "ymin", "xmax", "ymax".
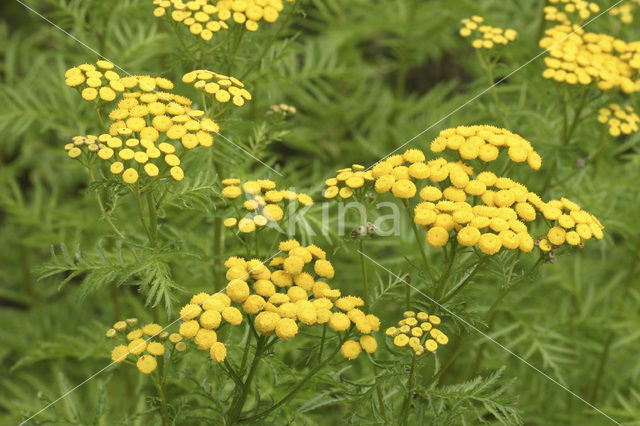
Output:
[
  {"xmin": 176, "ymin": 291, "xmax": 247, "ymax": 363},
  {"xmin": 323, "ymin": 164, "xmax": 374, "ymax": 200},
  {"xmin": 178, "ymin": 241, "xmax": 380, "ymax": 361},
  {"xmin": 597, "ymin": 104, "xmax": 639, "ymax": 137},
  {"xmin": 267, "ymin": 103, "xmax": 297, "ymax": 117},
  {"xmin": 415, "ymin": 171, "xmax": 537, "ymax": 254},
  {"xmin": 153, "ymin": 0, "xmax": 229, "ymax": 40},
  {"xmin": 610, "ymin": 1, "xmax": 639, "ymax": 24},
  {"xmin": 152, "ymin": 0, "xmax": 295, "ymax": 37},
  {"xmin": 324, "ymin": 124, "xmax": 541, "ymax": 202},
  {"xmin": 385, "ymin": 311, "xmax": 448, "ymax": 356},
  {"xmin": 539, "ymin": 198, "xmax": 604, "ymax": 251},
  {"xmin": 108, "ymin": 318, "xmax": 184, "ymax": 374},
  {"xmin": 543, "ymin": 0, "xmax": 600, "ymax": 25},
  {"xmin": 539, "ymin": 26, "xmax": 640, "ymax": 93},
  {"xmin": 323, "ymin": 125, "xmax": 604, "ymax": 255},
  {"xmin": 221, "ymin": 178, "xmax": 313, "ymax": 233},
  {"xmin": 430, "ymin": 125, "xmax": 542, "ymax": 170},
  {"xmin": 65, "ymin": 61, "xmax": 174, "ymax": 102},
  {"xmin": 459, "ymin": 16, "xmax": 517, "ymax": 50},
  {"xmin": 65, "ymin": 61, "xmax": 220, "ymax": 184},
  {"xmin": 64, "ymin": 135, "xmax": 102, "ymax": 158},
  {"xmin": 182, "ymin": 69, "xmax": 252, "ymax": 107}
]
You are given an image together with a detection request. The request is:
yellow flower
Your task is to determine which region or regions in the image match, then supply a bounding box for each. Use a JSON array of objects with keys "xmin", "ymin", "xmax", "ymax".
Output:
[
  {"xmin": 128, "ymin": 338, "xmax": 147, "ymax": 355},
  {"xmin": 200, "ymin": 310, "xmax": 222, "ymax": 329},
  {"xmin": 392, "ymin": 179, "xmax": 417, "ymax": 198},
  {"xmin": 226, "ymin": 280, "xmax": 250, "ymax": 303},
  {"xmin": 478, "ymin": 233, "xmax": 502, "ymax": 255},
  {"xmin": 341, "ymin": 340, "xmax": 362, "ymax": 360},
  {"xmin": 283, "ymin": 255, "xmax": 305, "ymax": 275},
  {"xmin": 142, "ymin": 323, "xmax": 163, "ymax": 336},
  {"xmin": 146, "ymin": 342, "xmax": 165, "ymax": 356},
  {"xmin": 242, "ymin": 294, "xmax": 266, "ymax": 314},
  {"xmin": 179, "ymin": 320, "xmax": 200, "ymax": 338},
  {"xmin": 194, "ymin": 328, "xmax": 217, "ymax": 350},
  {"xmin": 329, "ymin": 312, "xmax": 351, "ymax": 331},
  {"xmin": 275, "ymin": 318, "xmax": 298, "ymax": 339},
  {"xmin": 393, "ymin": 334, "xmax": 409, "ymax": 347},
  {"xmin": 210, "ymin": 342, "xmax": 227, "ymax": 363},
  {"xmin": 255, "ymin": 311, "xmax": 280, "ymax": 335},
  {"xmin": 136, "ymin": 355, "xmax": 157, "ymax": 374},
  {"xmin": 314, "ymin": 259, "xmax": 335, "ymax": 278},
  {"xmin": 297, "ymin": 303, "xmax": 317, "ymax": 326},
  {"xmin": 221, "ymin": 306, "xmax": 243, "ymax": 325},
  {"xmin": 360, "ymin": 335, "xmax": 378, "ymax": 353},
  {"xmin": 426, "ymin": 226, "xmax": 449, "ymax": 248},
  {"xmin": 180, "ymin": 304, "xmax": 202, "ymax": 320},
  {"xmin": 122, "ymin": 168, "xmax": 138, "ymax": 184},
  {"xmin": 111, "ymin": 345, "xmax": 129, "ymax": 362}
]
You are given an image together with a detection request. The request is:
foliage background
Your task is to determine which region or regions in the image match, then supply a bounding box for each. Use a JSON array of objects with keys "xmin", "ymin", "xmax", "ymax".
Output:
[{"xmin": 1, "ymin": 0, "xmax": 639, "ymax": 424}]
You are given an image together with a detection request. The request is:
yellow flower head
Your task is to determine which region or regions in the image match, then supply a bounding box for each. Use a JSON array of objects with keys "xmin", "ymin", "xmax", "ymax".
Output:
[
  {"xmin": 183, "ymin": 69, "xmax": 251, "ymax": 107},
  {"xmin": 221, "ymin": 178, "xmax": 312, "ymax": 233},
  {"xmin": 543, "ymin": 0, "xmax": 600, "ymax": 26},
  {"xmin": 598, "ymin": 104, "xmax": 640, "ymax": 137},
  {"xmin": 153, "ymin": 0, "xmax": 296, "ymax": 36},
  {"xmin": 136, "ymin": 354, "xmax": 157, "ymax": 374},
  {"xmin": 459, "ymin": 16, "xmax": 517, "ymax": 50},
  {"xmin": 210, "ymin": 341, "xmax": 227, "ymax": 362},
  {"xmin": 387, "ymin": 311, "xmax": 448, "ymax": 355},
  {"xmin": 540, "ymin": 25, "xmax": 639, "ymax": 93},
  {"xmin": 340, "ymin": 340, "xmax": 362, "ymax": 360},
  {"xmin": 65, "ymin": 64, "xmax": 219, "ymax": 184}
]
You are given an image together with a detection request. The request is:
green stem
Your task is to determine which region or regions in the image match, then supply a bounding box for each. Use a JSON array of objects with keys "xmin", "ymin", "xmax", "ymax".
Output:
[
  {"xmin": 318, "ymin": 324, "xmax": 326, "ymax": 360},
  {"xmin": 88, "ymin": 167, "xmax": 125, "ymax": 239},
  {"xmin": 405, "ymin": 276, "xmax": 411, "ymax": 311},
  {"xmin": 223, "ymin": 359, "xmax": 244, "ymax": 387},
  {"xmin": 373, "ymin": 364, "xmax": 387, "ymax": 420},
  {"xmin": 436, "ymin": 256, "xmax": 544, "ymax": 384},
  {"xmin": 399, "ymin": 354, "xmax": 417, "ymax": 425},
  {"xmin": 476, "ymin": 50, "xmax": 502, "ymax": 115},
  {"xmin": 440, "ymin": 255, "xmax": 488, "ymax": 304},
  {"xmin": 424, "ymin": 334, "xmax": 469, "ymax": 388},
  {"xmin": 213, "ymin": 162, "xmax": 225, "ymax": 292},
  {"xmin": 434, "ymin": 241, "xmax": 459, "ymax": 303},
  {"xmin": 146, "ymin": 190, "xmax": 158, "ymax": 248},
  {"xmin": 402, "ymin": 199, "xmax": 435, "ymax": 283},
  {"xmin": 134, "ymin": 186, "xmax": 151, "ymax": 242},
  {"xmin": 227, "ymin": 337, "xmax": 266, "ymax": 423},
  {"xmin": 238, "ymin": 341, "xmax": 342, "ymax": 423},
  {"xmin": 470, "ymin": 256, "xmax": 545, "ymax": 376},
  {"xmin": 590, "ymin": 126, "xmax": 609, "ymax": 177},
  {"xmin": 93, "ymin": 103, "xmax": 106, "ymax": 133},
  {"xmin": 152, "ymin": 357, "xmax": 169, "ymax": 426},
  {"xmin": 239, "ymin": 325, "xmax": 253, "ymax": 373},
  {"xmin": 240, "ymin": 0, "xmax": 299, "ymax": 80},
  {"xmin": 170, "ymin": 19, "xmax": 198, "ymax": 66},
  {"xmin": 564, "ymin": 88, "xmax": 589, "ymax": 146},
  {"xmin": 358, "ymin": 239, "xmax": 370, "ymax": 304}
]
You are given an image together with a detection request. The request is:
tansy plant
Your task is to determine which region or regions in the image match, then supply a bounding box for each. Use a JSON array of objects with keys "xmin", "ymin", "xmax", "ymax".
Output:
[
  {"xmin": 19, "ymin": 0, "xmax": 621, "ymax": 425},
  {"xmin": 104, "ymin": 240, "xmax": 381, "ymax": 424}
]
